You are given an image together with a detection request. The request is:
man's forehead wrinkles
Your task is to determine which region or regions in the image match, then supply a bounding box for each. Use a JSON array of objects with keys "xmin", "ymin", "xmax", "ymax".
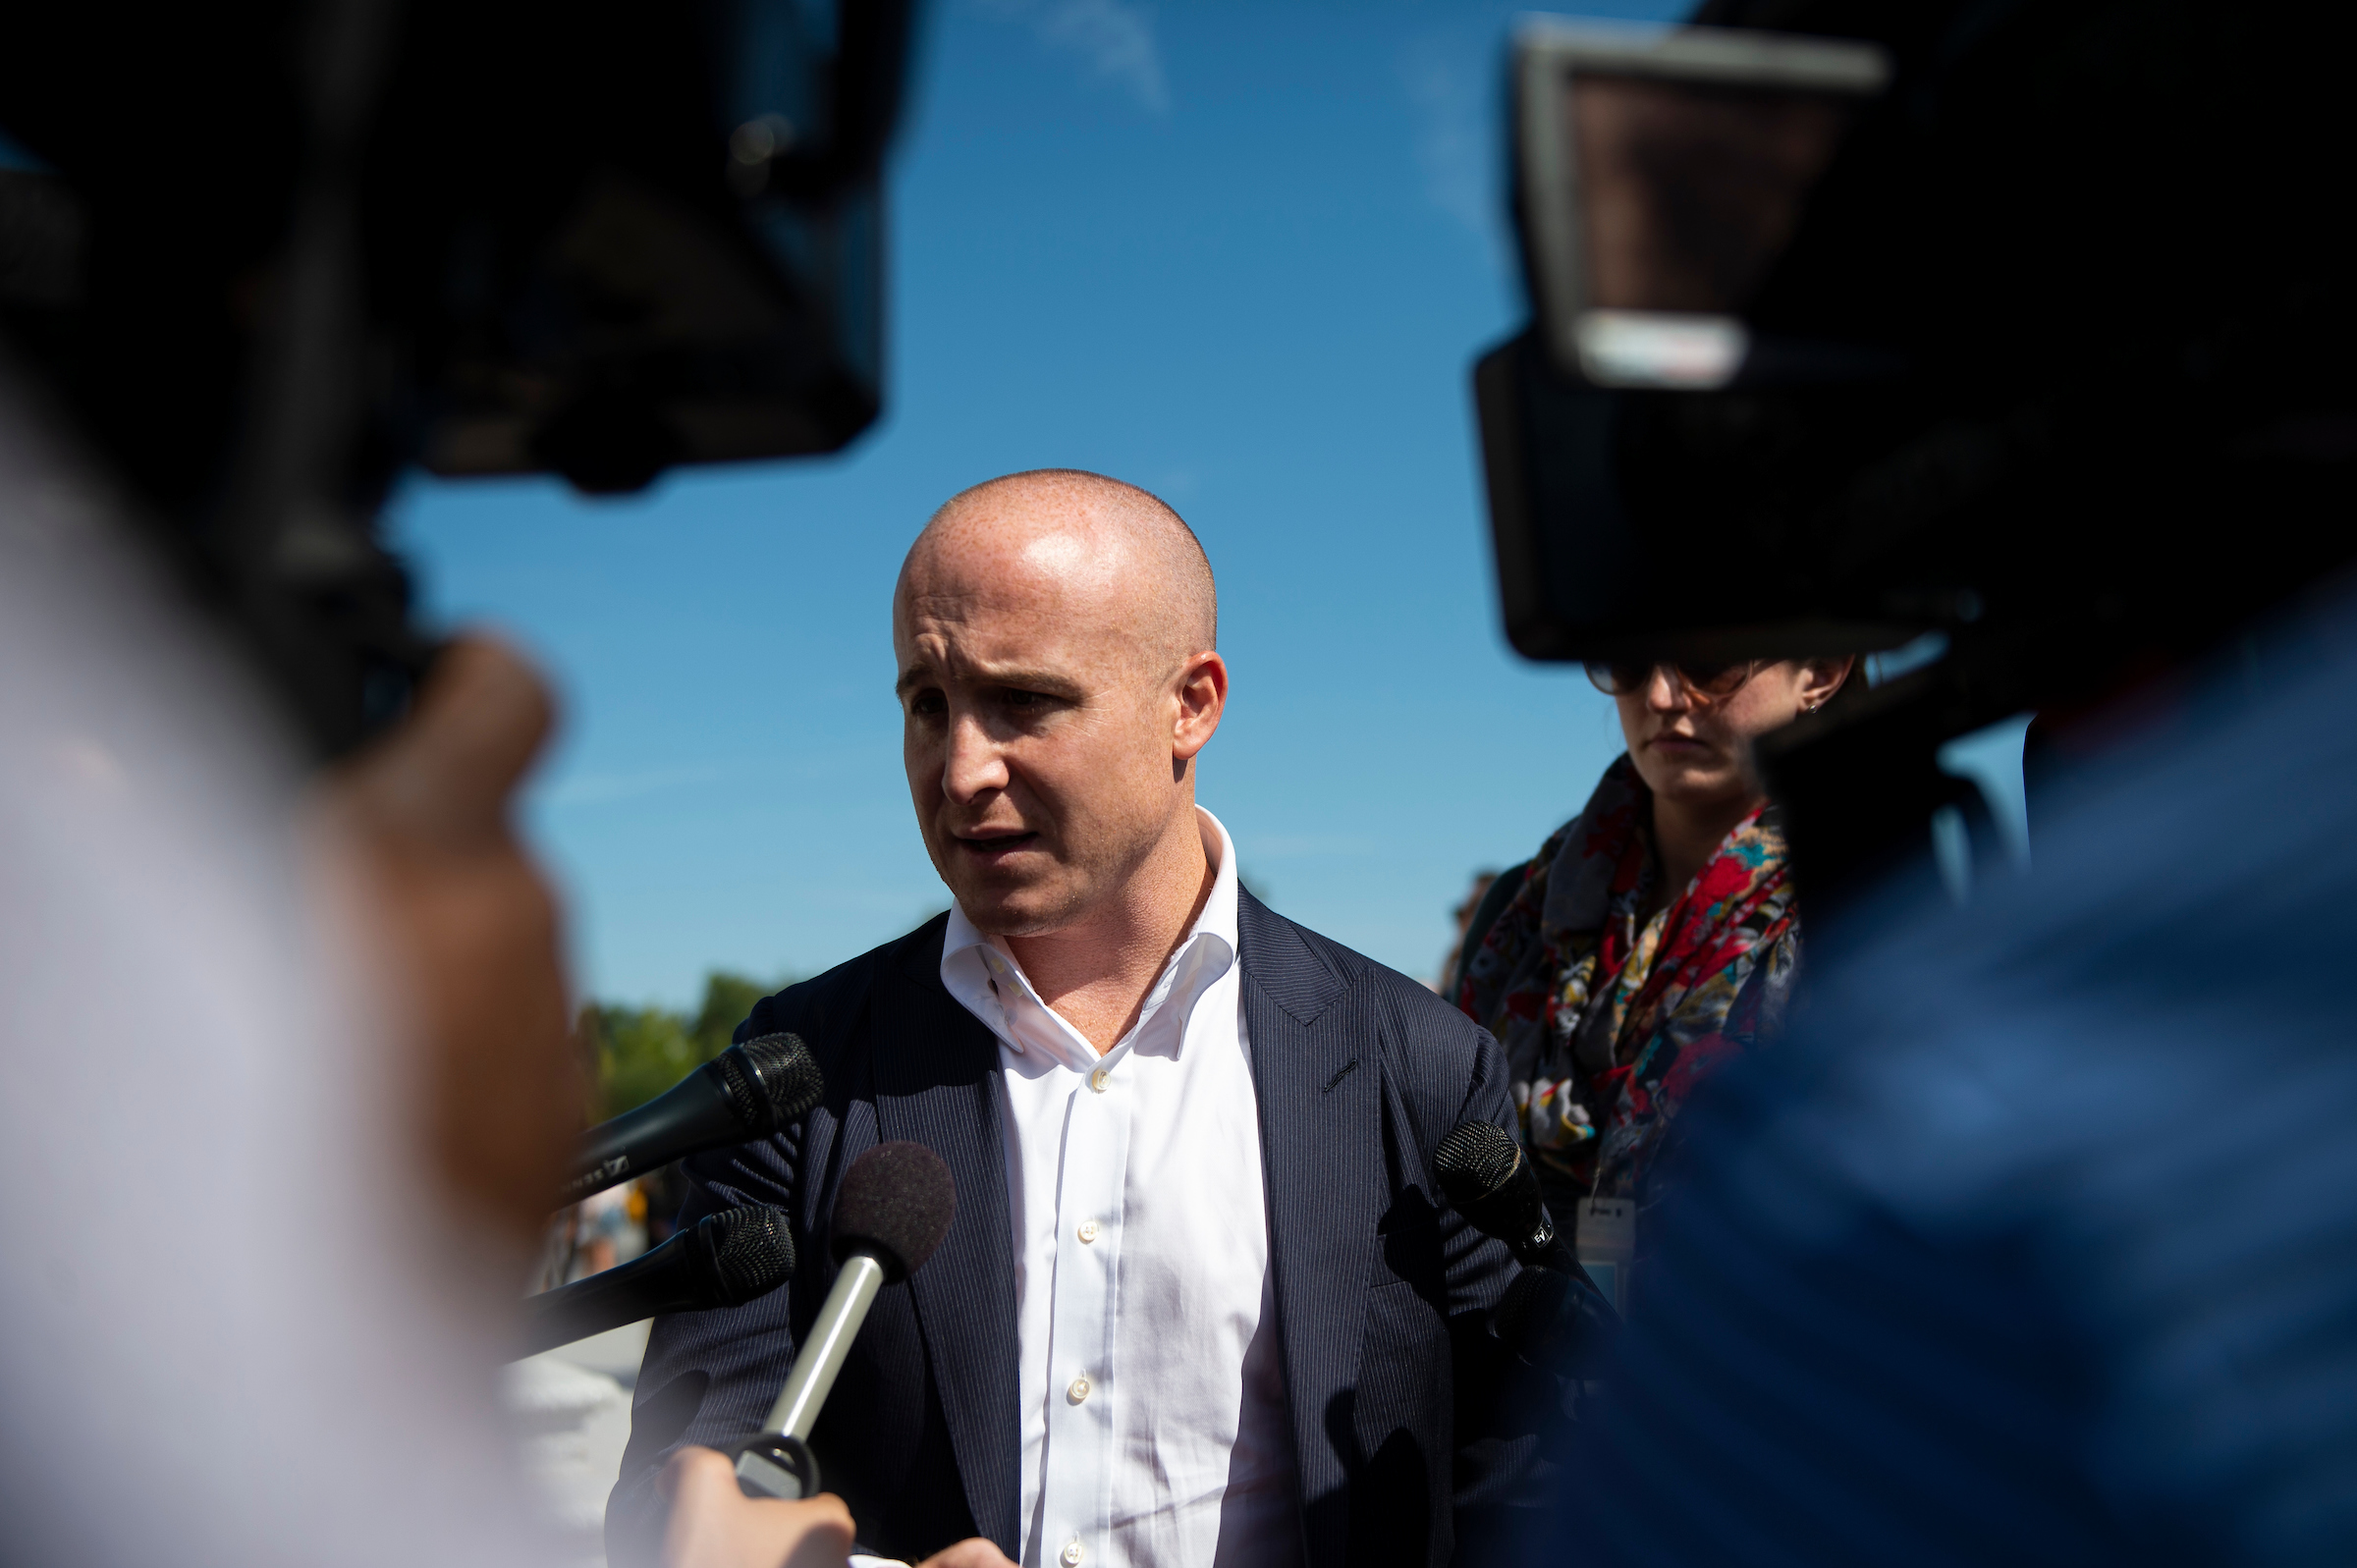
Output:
[
  {"xmin": 896, "ymin": 624, "xmax": 1091, "ymax": 685},
  {"xmin": 904, "ymin": 626, "xmax": 1160, "ymax": 708},
  {"xmin": 907, "ymin": 558, "xmax": 1094, "ymax": 603},
  {"xmin": 901, "ymin": 585, "xmax": 992, "ymax": 621},
  {"xmin": 900, "ymin": 584, "xmax": 1089, "ymax": 645},
  {"xmin": 904, "ymin": 588, "xmax": 1118, "ymax": 653}
]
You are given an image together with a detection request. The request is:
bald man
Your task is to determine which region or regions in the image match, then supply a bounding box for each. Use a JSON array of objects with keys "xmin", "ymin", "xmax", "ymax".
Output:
[{"xmin": 610, "ymin": 472, "xmax": 1533, "ymax": 1568}]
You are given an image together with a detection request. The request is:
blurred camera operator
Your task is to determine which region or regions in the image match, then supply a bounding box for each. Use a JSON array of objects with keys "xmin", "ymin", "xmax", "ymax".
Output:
[
  {"xmin": 1, "ymin": 0, "xmax": 942, "ymax": 1550},
  {"xmin": 0, "ymin": 350, "xmax": 872, "ymax": 1568},
  {"xmin": 1464, "ymin": 0, "xmax": 2357, "ymax": 1557},
  {"xmin": 1560, "ymin": 610, "xmax": 2357, "ymax": 1565},
  {"xmin": 1454, "ymin": 656, "xmax": 1850, "ymax": 1233}
]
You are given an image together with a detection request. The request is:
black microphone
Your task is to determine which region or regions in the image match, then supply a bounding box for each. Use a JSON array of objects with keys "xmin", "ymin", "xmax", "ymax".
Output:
[
  {"xmin": 1492, "ymin": 1261, "xmax": 1619, "ymax": 1379},
  {"xmin": 733, "ymin": 1141, "xmax": 957, "ymax": 1500},
  {"xmin": 1434, "ymin": 1119, "xmax": 1581, "ymax": 1273},
  {"xmin": 1434, "ymin": 1120, "xmax": 1619, "ymax": 1376},
  {"xmin": 517, "ymin": 1204, "xmax": 795, "ymax": 1357},
  {"xmin": 564, "ymin": 1033, "xmax": 823, "ymax": 1202}
]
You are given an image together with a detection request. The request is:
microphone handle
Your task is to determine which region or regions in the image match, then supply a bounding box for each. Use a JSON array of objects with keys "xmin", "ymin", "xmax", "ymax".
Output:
[
  {"xmin": 734, "ymin": 1248, "xmax": 888, "ymax": 1500},
  {"xmin": 1511, "ymin": 1211, "xmax": 1583, "ymax": 1277},
  {"xmin": 564, "ymin": 1062, "xmax": 743, "ymax": 1202},
  {"xmin": 1496, "ymin": 1262, "xmax": 1620, "ymax": 1377},
  {"xmin": 518, "ymin": 1229, "xmax": 699, "ymax": 1357},
  {"xmin": 1489, "ymin": 1193, "xmax": 1610, "ymax": 1306},
  {"xmin": 765, "ymin": 1249, "xmax": 886, "ymax": 1439}
]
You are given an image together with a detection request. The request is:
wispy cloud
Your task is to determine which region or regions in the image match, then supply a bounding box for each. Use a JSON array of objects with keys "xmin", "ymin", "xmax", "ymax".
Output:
[
  {"xmin": 1399, "ymin": 37, "xmax": 1509, "ymax": 271},
  {"xmin": 977, "ymin": 0, "xmax": 1171, "ymax": 115}
]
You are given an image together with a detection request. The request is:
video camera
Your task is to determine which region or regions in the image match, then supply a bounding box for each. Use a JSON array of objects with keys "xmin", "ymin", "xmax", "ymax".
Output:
[
  {"xmin": 1476, "ymin": 0, "xmax": 2356, "ymax": 898},
  {"xmin": 0, "ymin": 0, "xmax": 916, "ymax": 752}
]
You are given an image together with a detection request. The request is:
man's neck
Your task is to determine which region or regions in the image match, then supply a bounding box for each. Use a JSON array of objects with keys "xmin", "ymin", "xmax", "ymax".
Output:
[
  {"xmin": 1649, "ymin": 790, "xmax": 1759, "ymax": 912},
  {"xmin": 1007, "ymin": 807, "xmax": 1216, "ymax": 1054}
]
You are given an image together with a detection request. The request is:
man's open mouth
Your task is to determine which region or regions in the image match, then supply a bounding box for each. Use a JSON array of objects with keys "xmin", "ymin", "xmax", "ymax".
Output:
[{"xmin": 956, "ymin": 831, "xmax": 1040, "ymax": 852}]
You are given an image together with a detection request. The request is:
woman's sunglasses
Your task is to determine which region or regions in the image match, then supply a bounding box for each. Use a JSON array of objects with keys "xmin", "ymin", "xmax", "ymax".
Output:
[{"xmin": 1583, "ymin": 659, "xmax": 1764, "ymax": 701}]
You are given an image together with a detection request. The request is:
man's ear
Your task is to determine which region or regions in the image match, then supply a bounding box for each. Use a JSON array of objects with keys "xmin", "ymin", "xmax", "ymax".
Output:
[
  {"xmin": 1802, "ymin": 655, "xmax": 1857, "ymax": 708},
  {"xmin": 1172, "ymin": 650, "xmax": 1228, "ymax": 761}
]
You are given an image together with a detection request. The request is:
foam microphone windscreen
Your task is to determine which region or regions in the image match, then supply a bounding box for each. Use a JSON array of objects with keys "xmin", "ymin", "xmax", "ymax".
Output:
[
  {"xmin": 831, "ymin": 1140, "xmax": 956, "ymax": 1283},
  {"xmin": 716, "ymin": 1033, "xmax": 826, "ymax": 1136},
  {"xmin": 692, "ymin": 1204, "xmax": 797, "ymax": 1306}
]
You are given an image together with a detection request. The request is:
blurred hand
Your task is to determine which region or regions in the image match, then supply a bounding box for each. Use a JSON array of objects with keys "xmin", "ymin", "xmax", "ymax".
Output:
[
  {"xmin": 319, "ymin": 634, "xmax": 578, "ymax": 1251},
  {"xmin": 660, "ymin": 1447, "xmax": 854, "ymax": 1568},
  {"xmin": 915, "ymin": 1541, "xmax": 1018, "ymax": 1568}
]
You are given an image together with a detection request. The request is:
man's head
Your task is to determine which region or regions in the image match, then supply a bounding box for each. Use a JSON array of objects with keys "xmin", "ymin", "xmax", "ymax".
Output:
[{"xmin": 894, "ymin": 470, "xmax": 1224, "ymax": 937}]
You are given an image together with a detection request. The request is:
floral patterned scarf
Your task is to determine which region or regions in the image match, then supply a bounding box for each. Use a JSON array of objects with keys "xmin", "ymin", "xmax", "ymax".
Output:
[{"xmin": 1456, "ymin": 754, "xmax": 1799, "ymax": 1200}]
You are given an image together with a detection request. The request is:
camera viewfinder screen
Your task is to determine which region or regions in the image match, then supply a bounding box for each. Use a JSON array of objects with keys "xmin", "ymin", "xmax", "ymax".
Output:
[{"xmin": 1567, "ymin": 73, "xmax": 1856, "ymax": 316}]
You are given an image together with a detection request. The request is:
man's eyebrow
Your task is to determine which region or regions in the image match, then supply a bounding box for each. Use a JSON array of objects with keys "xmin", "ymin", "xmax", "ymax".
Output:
[
  {"xmin": 975, "ymin": 667, "xmax": 1091, "ymax": 702},
  {"xmin": 893, "ymin": 663, "xmax": 1086, "ymax": 699}
]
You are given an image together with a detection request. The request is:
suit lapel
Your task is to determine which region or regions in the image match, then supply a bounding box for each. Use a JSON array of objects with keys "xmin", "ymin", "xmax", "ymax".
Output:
[
  {"xmin": 870, "ymin": 929, "xmax": 1022, "ymax": 1556},
  {"xmin": 1238, "ymin": 892, "xmax": 1381, "ymax": 1568}
]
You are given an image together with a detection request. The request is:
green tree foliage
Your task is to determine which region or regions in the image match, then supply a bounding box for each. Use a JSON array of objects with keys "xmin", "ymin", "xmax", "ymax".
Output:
[
  {"xmin": 583, "ymin": 970, "xmax": 791, "ymax": 1118},
  {"xmin": 692, "ymin": 972, "xmax": 772, "ymax": 1053}
]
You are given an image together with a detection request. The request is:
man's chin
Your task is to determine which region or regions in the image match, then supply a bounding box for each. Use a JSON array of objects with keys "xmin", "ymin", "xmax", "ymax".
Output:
[
  {"xmin": 955, "ymin": 900, "xmax": 1066, "ymax": 940},
  {"xmin": 946, "ymin": 877, "xmax": 1082, "ymax": 940}
]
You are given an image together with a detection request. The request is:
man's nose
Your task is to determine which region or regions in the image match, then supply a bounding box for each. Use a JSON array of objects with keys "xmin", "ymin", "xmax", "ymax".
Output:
[{"xmin": 941, "ymin": 711, "xmax": 1011, "ymax": 802}]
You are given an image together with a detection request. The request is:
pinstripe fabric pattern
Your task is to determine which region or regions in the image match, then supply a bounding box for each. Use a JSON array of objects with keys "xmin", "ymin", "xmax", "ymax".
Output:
[{"xmin": 605, "ymin": 893, "xmax": 1533, "ymax": 1568}]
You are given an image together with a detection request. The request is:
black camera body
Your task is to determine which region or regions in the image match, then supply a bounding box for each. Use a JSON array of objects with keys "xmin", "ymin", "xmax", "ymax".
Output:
[
  {"xmin": 1477, "ymin": 1, "xmax": 2357, "ymax": 896},
  {"xmin": 1, "ymin": 0, "xmax": 915, "ymax": 750}
]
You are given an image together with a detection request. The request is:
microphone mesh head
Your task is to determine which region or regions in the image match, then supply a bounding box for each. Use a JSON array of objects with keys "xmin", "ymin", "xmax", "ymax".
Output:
[
  {"xmin": 1434, "ymin": 1120, "xmax": 1523, "ymax": 1209},
  {"xmin": 717, "ymin": 1033, "xmax": 826, "ymax": 1135},
  {"xmin": 832, "ymin": 1140, "xmax": 956, "ymax": 1283},
  {"xmin": 693, "ymin": 1205, "xmax": 796, "ymax": 1307}
]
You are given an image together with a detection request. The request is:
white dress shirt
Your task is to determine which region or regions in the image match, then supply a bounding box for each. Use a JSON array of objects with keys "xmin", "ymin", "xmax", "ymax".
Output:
[{"xmin": 940, "ymin": 808, "xmax": 1300, "ymax": 1568}]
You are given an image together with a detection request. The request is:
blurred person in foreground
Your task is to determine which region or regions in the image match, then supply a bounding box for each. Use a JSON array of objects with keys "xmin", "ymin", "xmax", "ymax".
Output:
[
  {"xmin": 1454, "ymin": 656, "xmax": 1851, "ymax": 1223},
  {"xmin": 612, "ymin": 469, "xmax": 1533, "ymax": 1568},
  {"xmin": 1507, "ymin": 0, "xmax": 2357, "ymax": 1557},
  {"xmin": 1, "ymin": 0, "xmax": 913, "ymax": 1555},
  {"xmin": 1559, "ymin": 593, "xmax": 2357, "ymax": 1566},
  {"xmin": 0, "ymin": 351, "xmax": 857, "ymax": 1568}
]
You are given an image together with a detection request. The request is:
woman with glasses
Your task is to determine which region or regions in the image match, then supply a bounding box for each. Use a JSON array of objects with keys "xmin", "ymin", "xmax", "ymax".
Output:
[{"xmin": 1454, "ymin": 655, "xmax": 1854, "ymax": 1230}]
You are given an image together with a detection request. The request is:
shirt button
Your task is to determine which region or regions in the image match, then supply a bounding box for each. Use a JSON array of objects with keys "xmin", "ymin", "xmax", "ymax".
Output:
[
  {"xmin": 1061, "ymin": 1541, "xmax": 1083, "ymax": 1566},
  {"xmin": 1089, "ymin": 1068, "xmax": 1109, "ymax": 1093},
  {"xmin": 1067, "ymin": 1375, "xmax": 1091, "ymax": 1403},
  {"xmin": 1077, "ymin": 1219, "xmax": 1100, "ymax": 1243}
]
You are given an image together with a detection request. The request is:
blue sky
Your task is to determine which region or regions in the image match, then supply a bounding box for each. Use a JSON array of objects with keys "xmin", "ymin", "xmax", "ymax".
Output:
[{"xmin": 390, "ymin": 0, "xmax": 1689, "ymax": 1006}]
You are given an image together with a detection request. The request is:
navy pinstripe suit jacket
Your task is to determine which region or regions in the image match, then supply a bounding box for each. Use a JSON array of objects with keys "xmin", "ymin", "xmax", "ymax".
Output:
[{"xmin": 606, "ymin": 892, "xmax": 1535, "ymax": 1568}]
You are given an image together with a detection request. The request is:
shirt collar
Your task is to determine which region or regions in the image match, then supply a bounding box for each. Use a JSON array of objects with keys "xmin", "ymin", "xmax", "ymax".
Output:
[{"xmin": 941, "ymin": 806, "xmax": 1240, "ymax": 1059}]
